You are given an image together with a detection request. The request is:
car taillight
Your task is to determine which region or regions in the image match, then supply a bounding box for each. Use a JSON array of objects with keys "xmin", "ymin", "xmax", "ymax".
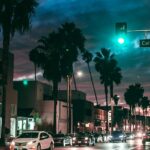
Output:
[{"xmin": 143, "ymin": 136, "xmax": 150, "ymax": 139}]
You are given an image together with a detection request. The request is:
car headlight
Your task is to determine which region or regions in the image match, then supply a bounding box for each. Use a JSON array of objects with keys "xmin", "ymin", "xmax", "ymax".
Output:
[
  {"xmin": 85, "ymin": 137, "xmax": 89, "ymax": 140},
  {"xmin": 27, "ymin": 140, "xmax": 36, "ymax": 145},
  {"xmin": 138, "ymin": 132, "xmax": 142, "ymax": 137},
  {"xmin": 73, "ymin": 137, "xmax": 76, "ymax": 140},
  {"xmin": 10, "ymin": 141, "xmax": 15, "ymax": 146},
  {"xmin": 119, "ymin": 135, "xmax": 123, "ymax": 138},
  {"xmin": 10, "ymin": 141, "xmax": 15, "ymax": 150}
]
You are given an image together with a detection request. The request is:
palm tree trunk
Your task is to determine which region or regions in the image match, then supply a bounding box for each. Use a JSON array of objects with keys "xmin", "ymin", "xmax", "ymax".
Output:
[
  {"xmin": 1, "ymin": 10, "xmax": 11, "ymax": 145},
  {"xmin": 67, "ymin": 75, "xmax": 72, "ymax": 133},
  {"xmin": 129, "ymin": 106, "xmax": 132, "ymax": 132},
  {"xmin": 52, "ymin": 80, "xmax": 58, "ymax": 134},
  {"xmin": 110, "ymin": 83, "xmax": 113, "ymax": 133},
  {"xmin": 87, "ymin": 63, "xmax": 98, "ymax": 105},
  {"xmin": 34, "ymin": 63, "xmax": 37, "ymax": 81},
  {"xmin": 104, "ymin": 84, "xmax": 109, "ymax": 133},
  {"xmin": 72, "ymin": 72, "xmax": 77, "ymax": 90}
]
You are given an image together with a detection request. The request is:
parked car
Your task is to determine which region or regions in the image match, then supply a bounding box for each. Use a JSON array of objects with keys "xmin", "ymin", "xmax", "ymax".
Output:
[
  {"xmin": 108, "ymin": 131, "xmax": 126, "ymax": 142},
  {"xmin": 126, "ymin": 132, "xmax": 135, "ymax": 140},
  {"xmin": 9, "ymin": 130, "xmax": 54, "ymax": 150},
  {"xmin": 72, "ymin": 132, "xmax": 95, "ymax": 146},
  {"xmin": 142, "ymin": 132, "xmax": 150, "ymax": 145},
  {"xmin": 53, "ymin": 133, "xmax": 72, "ymax": 146}
]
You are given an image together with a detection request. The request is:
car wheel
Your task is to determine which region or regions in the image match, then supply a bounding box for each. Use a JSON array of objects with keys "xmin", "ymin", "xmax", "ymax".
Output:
[
  {"xmin": 92, "ymin": 141, "xmax": 95, "ymax": 146},
  {"xmin": 49, "ymin": 143, "xmax": 54, "ymax": 150},
  {"xmin": 37, "ymin": 144, "xmax": 41, "ymax": 150},
  {"xmin": 87, "ymin": 139, "xmax": 91, "ymax": 146}
]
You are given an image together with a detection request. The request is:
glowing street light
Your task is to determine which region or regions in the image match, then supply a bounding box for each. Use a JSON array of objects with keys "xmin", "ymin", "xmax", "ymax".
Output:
[{"xmin": 77, "ymin": 71, "xmax": 83, "ymax": 77}]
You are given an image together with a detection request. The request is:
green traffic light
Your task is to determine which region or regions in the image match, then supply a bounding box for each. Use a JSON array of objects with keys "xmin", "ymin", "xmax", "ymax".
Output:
[
  {"xmin": 117, "ymin": 37, "xmax": 125, "ymax": 44},
  {"xmin": 23, "ymin": 79, "xmax": 28, "ymax": 86},
  {"xmin": 115, "ymin": 34, "xmax": 127, "ymax": 46}
]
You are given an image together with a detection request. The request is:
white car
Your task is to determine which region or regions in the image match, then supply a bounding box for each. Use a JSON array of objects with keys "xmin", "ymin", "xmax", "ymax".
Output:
[{"xmin": 10, "ymin": 130, "xmax": 54, "ymax": 150}]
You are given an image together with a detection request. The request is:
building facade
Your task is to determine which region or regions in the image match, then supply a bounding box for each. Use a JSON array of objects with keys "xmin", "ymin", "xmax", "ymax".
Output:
[{"xmin": 0, "ymin": 50, "xmax": 18, "ymax": 137}]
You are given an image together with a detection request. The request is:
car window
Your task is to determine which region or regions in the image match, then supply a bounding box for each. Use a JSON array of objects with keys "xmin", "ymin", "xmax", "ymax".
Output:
[
  {"xmin": 18, "ymin": 132, "xmax": 38, "ymax": 138},
  {"xmin": 40, "ymin": 133, "xmax": 49, "ymax": 139}
]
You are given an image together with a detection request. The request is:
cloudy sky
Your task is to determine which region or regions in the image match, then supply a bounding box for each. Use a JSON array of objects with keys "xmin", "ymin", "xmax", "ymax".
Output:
[{"xmin": 2, "ymin": 0, "xmax": 150, "ymax": 105}]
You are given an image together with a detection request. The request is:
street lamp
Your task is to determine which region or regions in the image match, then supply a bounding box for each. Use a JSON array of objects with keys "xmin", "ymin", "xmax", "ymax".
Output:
[{"xmin": 77, "ymin": 71, "xmax": 83, "ymax": 78}]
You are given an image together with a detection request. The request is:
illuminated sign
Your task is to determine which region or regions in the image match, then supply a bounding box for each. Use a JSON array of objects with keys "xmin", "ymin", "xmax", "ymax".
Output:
[{"xmin": 140, "ymin": 39, "xmax": 150, "ymax": 47}]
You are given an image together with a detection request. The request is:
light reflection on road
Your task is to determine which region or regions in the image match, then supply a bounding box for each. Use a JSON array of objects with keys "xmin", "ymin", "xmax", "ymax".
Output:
[{"xmin": 54, "ymin": 139, "xmax": 150, "ymax": 150}]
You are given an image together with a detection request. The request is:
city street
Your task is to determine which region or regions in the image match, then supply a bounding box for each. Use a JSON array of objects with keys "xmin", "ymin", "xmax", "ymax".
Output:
[{"xmin": 54, "ymin": 139, "xmax": 150, "ymax": 150}]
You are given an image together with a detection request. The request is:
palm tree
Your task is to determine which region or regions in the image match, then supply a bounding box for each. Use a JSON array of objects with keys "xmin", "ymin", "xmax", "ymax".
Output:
[
  {"xmin": 109, "ymin": 62, "xmax": 122, "ymax": 99},
  {"xmin": 124, "ymin": 83, "xmax": 144, "ymax": 131},
  {"xmin": 0, "ymin": 0, "xmax": 38, "ymax": 145},
  {"xmin": 30, "ymin": 22, "xmax": 85, "ymax": 134},
  {"xmin": 29, "ymin": 48, "xmax": 45, "ymax": 81},
  {"xmin": 140, "ymin": 96, "xmax": 150, "ymax": 131},
  {"xmin": 113, "ymin": 94, "xmax": 120, "ymax": 105},
  {"xmin": 31, "ymin": 31, "xmax": 62, "ymax": 134},
  {"xmin": 82, "ymin": 50, "xmax": 98, "ymax": 105},
  {"xmin": 94, "ymin": 48, "xmax": 118, "ymax": 132},
  {"xmin": 58, "ymin": 22, "xmax": 85, "ymax": 133}
]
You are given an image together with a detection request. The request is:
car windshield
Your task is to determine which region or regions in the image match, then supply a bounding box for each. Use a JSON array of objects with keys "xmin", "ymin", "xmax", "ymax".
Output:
[
  {"xmin": 112, "ymin": 131, "xmax": 123, "ymax": 135},
  {"xmin": 18, "ymin": 132, "xmax": 39, "ymax": 138},
  {"xmin": 78, "ymin": 132, "xmax": 88, "ymax": 137}
]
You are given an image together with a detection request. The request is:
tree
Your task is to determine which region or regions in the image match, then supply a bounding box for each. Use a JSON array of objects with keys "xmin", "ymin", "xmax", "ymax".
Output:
[
  {"xmin": 82, "ymin": 50, "xmax": 98, "ymax": 105},
  {"xmin": 140, "ymin": 96, "xmax": 150, "ymax": 131},
  {"xmin": 29, "ymin": 22, "xmax": 85, "ymax": 134},
  {"xmin": 113, "ymin": 94, "xmax": 120, "ymax": 105},
  {"xmin": 0, "ymin": 0, "xmax": 38, "ymax": 145},
  {"xmin": 30, "ymin": 31, "xmax": 62, "ymax": 134},
  {"xmin": 58, "ymin": 22, "xmax": 85, "ymax": 133},
  {"xmin": 29, "ymin": 47, "xmax": 45, "ymax": 81},
  {"xmin": 124, "ymin": 83, "xmax": 144, "ymax": 131},
  {"xmin": 109, "ymin": 61, "xmax": 122, "ymax": 99},
  {"xmin": 94, "ymin": 48, "xmax": 120, "ymax": 132}
]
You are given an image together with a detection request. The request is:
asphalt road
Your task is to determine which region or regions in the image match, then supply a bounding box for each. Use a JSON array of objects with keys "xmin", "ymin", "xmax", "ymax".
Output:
[{"xmin": 54, "ymin": 139, "xmax": 150, "ymax": 150}]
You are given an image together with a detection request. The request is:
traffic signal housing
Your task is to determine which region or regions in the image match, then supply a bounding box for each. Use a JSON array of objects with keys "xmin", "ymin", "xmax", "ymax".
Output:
[{"xmin": 115, "ymin": 22, "xmax": 127, "ymax": 45}]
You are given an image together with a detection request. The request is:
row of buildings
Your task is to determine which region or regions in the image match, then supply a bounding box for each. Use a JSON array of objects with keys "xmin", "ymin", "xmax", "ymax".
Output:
[
  {"xmin": 0, "ymin": 52, "xmax": 150, "ymax": 137},
  {"xmin": 0, "ymin": 52, "xmax": 107, "ymax": 137}
]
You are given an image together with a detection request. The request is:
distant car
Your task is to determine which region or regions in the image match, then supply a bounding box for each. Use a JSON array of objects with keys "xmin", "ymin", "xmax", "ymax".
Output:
[
  {"xmin": 9, "ymin": 130, "xmax": 54, "ymax": 150},
  {"xmin": 53, "ymin": 133, "xmax": 72, "ymax": 146},
  {"xmin": 72, "ymin": 132, "xmax": 95, "ymax": 146},
  {"xmin": 134, "ymin": 131, "xmax": 145, "ymax": 139},
  {"xmin": 142, "ymin": 132, "xmax": 150, "ymax": 145},
  {"xmin": 108, "ymin": 131, "xmax": 126, "ymax": 142},
  {"xmin": 126, "ymin": 132, "xmax": 135, "ymax": 140},
  {"xmin": 93, "ymin": 133, "xmax": 103, "ymax": 143}
]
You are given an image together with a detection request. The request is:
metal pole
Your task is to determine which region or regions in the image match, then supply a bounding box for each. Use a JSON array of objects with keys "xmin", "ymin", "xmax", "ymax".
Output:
[
  {"xmin": 67, "ymin": 76, "xmax": 69, "ymax": 133},
  {"xmin": 68, "ymin": 76, "xmax": 72, "ymax": 133}
]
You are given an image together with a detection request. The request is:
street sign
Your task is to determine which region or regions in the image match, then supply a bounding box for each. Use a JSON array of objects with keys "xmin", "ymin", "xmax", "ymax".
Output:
[{"xmin": 139, "ymin": 39, "xmax": 150, "ymax": 47}]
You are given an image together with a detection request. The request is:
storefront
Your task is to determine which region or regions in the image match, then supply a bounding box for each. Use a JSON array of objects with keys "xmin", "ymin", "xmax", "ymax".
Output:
[{"xmin": 17, "ymin": 117, "xmax": 35, "ymax": 135}]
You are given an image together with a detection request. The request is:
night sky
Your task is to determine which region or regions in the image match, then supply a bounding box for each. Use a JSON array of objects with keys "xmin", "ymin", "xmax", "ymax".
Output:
[{"xmin": 1, "ymin": 0, "xmax": 150, "ymax": 105}]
